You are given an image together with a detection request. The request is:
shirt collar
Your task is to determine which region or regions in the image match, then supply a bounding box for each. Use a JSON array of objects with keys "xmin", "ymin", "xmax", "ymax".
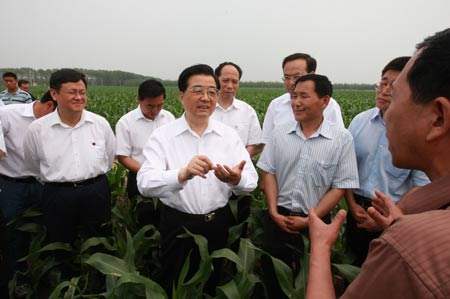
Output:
[
  {"xmin": 370, "ymin": 108, "xmax": 385, "ymax": 125},
  {"xmin": 287, "ymin": 119, "xmax": 333, "ymax": 140},
  {"xmin": 175, "ymin": 114, "xmax": 224, "ymax": 137},
  {"xmin": 21, "ymin": 101, "xmax": 36, "ymax": 119},
  {"xmin": 49, "ymin": 109, "xmax": 93, "ymax": 128},
  {"xmin": 216, "ymin": 98, "xmax": 240, "ymax": 111}
]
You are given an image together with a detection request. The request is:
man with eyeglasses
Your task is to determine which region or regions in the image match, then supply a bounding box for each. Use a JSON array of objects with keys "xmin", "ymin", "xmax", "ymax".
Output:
[
  {"xmin": 137, "ymin": 64, "xmax": 258, "ymax": 296},
  {"xmin": 23, "ymin": 69, "xmax": 115, "ymax": 278},
  {"xmin": 344, "ymin": 57, "xmax": 429, "ymax": 267},
  {"xmin": 307, "ymin": 27, "xmax": 450, "ymax": 299},
  {"xmin": 261, "ymin": 53, "xmax": 344, "ymax": 144},
  {"xmin": 0, "ymin": 91, "xmax": 57, "ymax": 297}
]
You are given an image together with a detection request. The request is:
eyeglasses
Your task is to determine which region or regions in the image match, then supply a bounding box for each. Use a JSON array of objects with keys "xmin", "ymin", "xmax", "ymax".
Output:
[
  {"xmin": 375, "ymin": 82, "xmax": 393, "ymax": 92},
  {"xmin": 186, "ymin": 86, "xmax": 219, "ymax": 97},
  {"xmin": 282, "ymin": 73, "xmax": 305, "ymax": 81},
  {"xmin": 60, "ymin": 89, "xmax": 87, "ymax": 97}
]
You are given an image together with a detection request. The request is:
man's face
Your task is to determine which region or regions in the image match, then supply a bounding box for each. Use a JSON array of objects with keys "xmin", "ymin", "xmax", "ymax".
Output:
[
  {"xmin": 20, "ymin": 83, "xmax": 30, "ymax": 92},
  {"xmin": 385, "ymin": 53, "xmax": 428, "ymax": 169},
  {"xmin": 218, "ymin": 65, "xmax": 240, "ymax": 99},
  {"xmin": 283, "ymin": 59, "xmax": 309, "ymax": 96},
  {"xmin": 179, "ymin": 74, "xmax": 218, "ymax": 121},
  {"xmin": 3, "ymin": 76, "xmax": 18, "ymax": 92},
  {"xmin": 291, "ymin": 80, "xmax": 328, "ymax": 124},
  {"xmin": 139, "ymin": 95, "xmax": 164, "ymax": 120},
  {"xmin": 375, "ymin": 70, "xmax": 400, "ymax": 115},
  {"xmin": 51, "ymin": 80, "xmax": 87, "ymax": 113}
]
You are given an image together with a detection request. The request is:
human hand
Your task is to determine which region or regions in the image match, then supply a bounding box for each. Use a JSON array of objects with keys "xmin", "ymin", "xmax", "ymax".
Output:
[
  {"xmin": 367, "ymin": 190, "xmax": 403, "ymax": 229},
  {"xmin": 270, "ymin": 211, "xmax": 299, "ymax": 235},
  {"xmin": 213, "ymin": 160, "xmax": 246, "ymax": 186},
  {"xmin": 356, "ymin": 215, "xmax": 383, "ymax": 232},
  {"xmin": 286, "ymin": 215, "xmax": 309, "ymax": 231},
  {"xmin": 178, "ymin": 155, "xmax": 214, "ymax": 183},
  {"xmin": 309, "ymin": 208, "xmax": 347, "ymax": 251},
  {"xmin": 349, "ymin": 203, "xmax": 368, "ymax": 224}
]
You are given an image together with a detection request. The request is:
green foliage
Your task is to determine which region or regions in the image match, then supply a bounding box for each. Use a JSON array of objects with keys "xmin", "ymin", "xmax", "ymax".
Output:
[{"xmin": 5, "ymin": 86, "xmax": 373, "ymax": 298}]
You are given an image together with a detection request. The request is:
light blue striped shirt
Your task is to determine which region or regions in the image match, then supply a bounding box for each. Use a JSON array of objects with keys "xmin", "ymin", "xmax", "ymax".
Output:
[
  {"xmin": 0, "ymin": 88, "xmax": 32, "ymax": 105},
  {"xmin": 348, "ymin": 108, "xmax": 429, "ymax": 202},
  {"xmin": 257, "ymin": 120, "xmax": 359, "ymax": 214}
]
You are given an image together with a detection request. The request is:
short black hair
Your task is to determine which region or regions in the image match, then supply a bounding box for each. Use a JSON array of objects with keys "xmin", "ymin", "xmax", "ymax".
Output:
[
  {"xmin": 18, "ymin": 79, "xmax": 30, "ymax": 86},
  {"xmin": 2, "ymin": 72, "xmax": 17, "ymax": 80},
  {"xmin": 282, "ymin": 53, "xmax": 317, "ymax": 73},
  {"xmin": 295, "ymin": 74, "xmax": 333, "ymax": 98},
  {"xmin": 178, "ymin": 64, "xmax": 219, "ymax": 92},
  {"xmin": 138, "ymin": 79, "xmax": 166, "ymax": 100},
  {"xmin": 40, "ymin": 90, "xmax": 58, "ymax": 108},
  {"xmin": 407, "ymin": 28, "xmax": 450, "ymax": 105},
  {"xmin": 49, "ymin": 69, "xmax": 87, "ymax": 91},
  {"xmin": 381, "ymin": 56, "xmax": 410, "ymax": 76},
  {"xmin": 215, "ymin": 62, "xmax": 243, "ymax": 79}
]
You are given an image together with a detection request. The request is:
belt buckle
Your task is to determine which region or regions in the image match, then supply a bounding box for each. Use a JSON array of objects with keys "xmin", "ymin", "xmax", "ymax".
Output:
[
  {"xmin": 361, "ymin": 200, "xmax": 371, "ymax": 210},
  {"xmin": 204, "ymin": 212, "xmax": 215, "ymax": 222}
]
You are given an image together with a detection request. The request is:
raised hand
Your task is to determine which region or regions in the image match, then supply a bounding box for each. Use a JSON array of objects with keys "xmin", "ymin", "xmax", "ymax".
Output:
[{"xmin": 213, "ymin": 160, "xmax": 246, "ymax": 186}]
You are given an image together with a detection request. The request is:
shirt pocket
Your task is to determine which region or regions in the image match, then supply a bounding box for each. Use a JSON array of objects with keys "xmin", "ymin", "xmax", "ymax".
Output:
[
  {"xmin": 92, "ymin": 141, "xmax": 106, "ymax": 160},
  {"xmin": 312, "ymin": 160, "xmax": 337, "ymax": 187}
]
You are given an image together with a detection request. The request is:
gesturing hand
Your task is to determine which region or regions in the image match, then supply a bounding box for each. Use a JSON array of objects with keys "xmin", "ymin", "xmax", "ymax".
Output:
[
  {"xmin": 178, "ymin": 155, "xmax": 214, "ymax": 183},
  {"xmin": 213, "ymin": 160, "xmax": 246, "ymax": 186},
  {"xmin": 367, "ymin": 190, "xmax": 402, "ymax": 229},
  {"xmin": 309, "ymin": 208, "xmax": 347, "ymax": 251}
]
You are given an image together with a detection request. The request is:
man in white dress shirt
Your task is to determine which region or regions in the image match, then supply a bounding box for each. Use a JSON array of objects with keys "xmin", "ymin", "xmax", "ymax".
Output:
[
  {"xmin": 0, "ymin": 91, "xmax": 56, "ymax": 296},
  {"xmin": 137, "ymin": 64, "xmax": 258, "ymax": 295},
  {"xmin": 116, "ymin": 79, "xmax": 175, "ymax": 227},
  {"xmin": 212, "ymin": 62, "xmax": 262, "ymax": 158},
  {"xmin": 261, "ymin": 53, "xmax": 345, "ymax": 144},
  {"xmin": 23, "ymin": 69, "xmax": 115, "ymax": 271},
  {"xmin": 211, "ymin": 62, "xmax": 262, "ymax": 238}
]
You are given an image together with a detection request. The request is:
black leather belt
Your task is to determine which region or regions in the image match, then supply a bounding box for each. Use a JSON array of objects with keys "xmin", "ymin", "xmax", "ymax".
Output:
[
  {"xmin": 277, "ymin": 206, "xmax": 308, "ymax": 217},
  {"xmin": 0, "ymin": 174, "xmax": 36, "ymax": 184},
  {"xmin": 45, "ymin": 174, "xmax": 105, "ymax": 188},
  {"xmin": 162, "ymin": 203, "xmax": 229, "ymax": 223}
]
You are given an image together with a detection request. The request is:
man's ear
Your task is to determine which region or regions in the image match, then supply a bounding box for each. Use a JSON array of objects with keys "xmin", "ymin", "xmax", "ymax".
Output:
[
  {"xmin": 321, "ymin": 95, "xmax": 330, "ymax": 109},
  {"xmin": 426, "ymin": 97, "xmax": 450, "ymax": 141}
]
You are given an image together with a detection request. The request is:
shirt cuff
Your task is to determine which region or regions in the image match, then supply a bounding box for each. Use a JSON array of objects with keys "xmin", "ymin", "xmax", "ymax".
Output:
[
  {"xmin": 229, "ymin": 175, "xmax": 247, "ymax": 191},
  {"xmin": 162, "ymin": 168, "xmax": 185, "ymax": 190}
]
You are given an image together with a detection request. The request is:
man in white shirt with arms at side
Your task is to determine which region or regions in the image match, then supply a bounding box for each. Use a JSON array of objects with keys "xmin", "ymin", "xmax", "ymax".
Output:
[
  {"xmin": 23, "ymin": 69, "xmax": 115, "ymax": 278},
  {"xmin": 116, "ymin": 79, "xmax": 175, "ymax": 227}
]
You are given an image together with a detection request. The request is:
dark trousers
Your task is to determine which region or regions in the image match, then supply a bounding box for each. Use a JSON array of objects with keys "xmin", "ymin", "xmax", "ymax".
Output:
[
  {"xmin": 262, "ymin": 207, "xmax": 330, "ymax": 299},
  {"xmin": 127, "ymin": 171, "xmax": 160, "ymax": 228},
  {"xmin": 345, "ymin": 194, "xmax": 381, "ymax": 267},
  {"xmin": 0, "ymin": 177, "xmax": 42, "ymax": 295},
  {"xmin": 159, "ymin": 203, "xmax": 234, "ymax": 296},
  {"xmin": 42, "ymin": 175, "xmax": 111, "ymax": 244}
]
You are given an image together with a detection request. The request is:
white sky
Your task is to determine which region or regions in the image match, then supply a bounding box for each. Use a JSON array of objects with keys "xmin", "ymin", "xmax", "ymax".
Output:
[{"xmin": 2, "ymin": 0, "xmax": 449, "ymax": 83}]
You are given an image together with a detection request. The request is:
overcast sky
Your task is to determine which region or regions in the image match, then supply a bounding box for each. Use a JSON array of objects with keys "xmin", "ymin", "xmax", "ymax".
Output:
[{"xmin": 2, "ymin": 0, "xmax": 449, "ymax": 84}]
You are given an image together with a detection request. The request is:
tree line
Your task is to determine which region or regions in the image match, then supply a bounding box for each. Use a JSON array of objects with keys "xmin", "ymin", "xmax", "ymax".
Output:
[{"xmin": 0, "ymin": 67, "xmax": 374, "ymax": 90}]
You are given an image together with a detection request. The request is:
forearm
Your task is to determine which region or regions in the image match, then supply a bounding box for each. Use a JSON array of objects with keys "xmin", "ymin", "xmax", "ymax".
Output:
[
  {"xmin": 246, "ymin": 144, "xmax": 263, "ymax": 158},
  {"xmin": 306, "ymin": 246, "xmax": 335, "ymax": 299},
  {"xmin": 261, "ymin": 171, "xmax": 279, "ymax": 215},
  {"xmin": 117, "ymin": 155, "xmax": 141, "ymax": 173},
  {"xmin": 315, "ymin": 188, "xmax": 345, "ymax": 218}
]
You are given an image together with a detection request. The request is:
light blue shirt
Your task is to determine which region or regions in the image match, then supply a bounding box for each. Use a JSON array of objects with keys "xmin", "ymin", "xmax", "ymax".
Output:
[
  {"xmin": 257, "ymin": 120, "xmax": 359, "ymax": 214},
  {"xmin": 348, "ymin": 107, "xmax": 429, "ymax": 203}
]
